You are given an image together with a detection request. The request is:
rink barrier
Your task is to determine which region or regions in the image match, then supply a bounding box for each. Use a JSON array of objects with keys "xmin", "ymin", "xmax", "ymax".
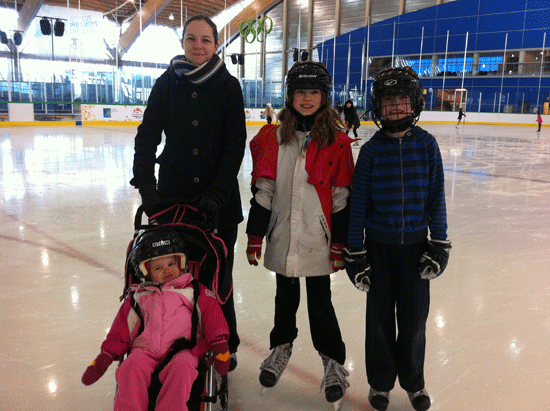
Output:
[{"xmin": 0, "ymin": 120, "xmax": 547, "ymax": 128}]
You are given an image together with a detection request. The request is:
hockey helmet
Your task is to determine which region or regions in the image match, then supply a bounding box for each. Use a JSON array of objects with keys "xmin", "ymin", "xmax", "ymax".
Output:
[
  {"xmin": 130, "ymin": 227, "xmax": 187, "ymax": 282},
  {"xmin": 371, "ymin": 66, "xmax": 424, "ymax": 133},
  {"xmin": 286, "ymin": 61, "xmax": 332, "ymax": 93}
]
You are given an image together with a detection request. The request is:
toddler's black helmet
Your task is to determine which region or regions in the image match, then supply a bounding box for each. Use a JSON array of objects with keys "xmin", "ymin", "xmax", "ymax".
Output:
[
  {"xmin": 371, "ymin": 66, "xmax": 424, "ymax": 133},
  {"xmin": 130, "ymin": 228, "xmax": 187, "ymax": 282},
  {"xmin": 286, "ymin": 61, "xmax": 332, "ymax": 93}
]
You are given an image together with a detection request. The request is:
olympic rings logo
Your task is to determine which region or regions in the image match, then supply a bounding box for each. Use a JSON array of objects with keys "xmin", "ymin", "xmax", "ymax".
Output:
[{"xmin": 239, "ymin": 16, "xmax": 273, "ymax": 43}]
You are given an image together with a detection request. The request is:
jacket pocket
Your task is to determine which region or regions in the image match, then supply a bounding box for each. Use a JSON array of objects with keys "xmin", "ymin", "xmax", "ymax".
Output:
[{"xmin": 319, "ymin": 215, "xmax": 331, "ymax": 246}]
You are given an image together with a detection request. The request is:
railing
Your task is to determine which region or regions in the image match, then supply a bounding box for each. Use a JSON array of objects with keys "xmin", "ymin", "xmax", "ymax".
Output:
[{"xmin": 1, "ymin": 62, "xmax": 549, "ymax": 116}]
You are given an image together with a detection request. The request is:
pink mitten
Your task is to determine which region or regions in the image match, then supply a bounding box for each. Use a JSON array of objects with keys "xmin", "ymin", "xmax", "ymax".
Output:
[
  {"xmin": 211, "ymin": 340, "xmax": 230, "ymax": 375},
  {"xmin": 81, "ymin": 352, "xmax": 113, "ymax": 386}
]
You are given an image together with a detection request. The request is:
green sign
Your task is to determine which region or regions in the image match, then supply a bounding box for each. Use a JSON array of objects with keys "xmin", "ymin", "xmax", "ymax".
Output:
[{"xmin": 240, "ymin": 16, "xmax": 273, "ymax": 43}]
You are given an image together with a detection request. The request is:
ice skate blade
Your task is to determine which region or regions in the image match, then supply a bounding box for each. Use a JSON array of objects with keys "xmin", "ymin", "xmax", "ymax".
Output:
[
  {"xmin": 260, "ymin": 385, "xmax": 269, "ymax": 396},
  {"xmin": 330, "ymin": 397, "xmax": 344, "ymax": 411}
]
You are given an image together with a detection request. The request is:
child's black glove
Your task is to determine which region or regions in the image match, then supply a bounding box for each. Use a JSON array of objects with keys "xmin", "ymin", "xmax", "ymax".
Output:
[
  {"xmin": 343, "ymin": 248, "xmax": 371, "ymax": 292},
  {"xmin": 418, "ymin": 239, "xmax": 452, "ymax": 279}
]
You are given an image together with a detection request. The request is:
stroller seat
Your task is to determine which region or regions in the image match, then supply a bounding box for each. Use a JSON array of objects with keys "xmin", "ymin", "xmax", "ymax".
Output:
[{"xmin": 120, "ymin": 204, "xmax": 231, "ymax": 411}]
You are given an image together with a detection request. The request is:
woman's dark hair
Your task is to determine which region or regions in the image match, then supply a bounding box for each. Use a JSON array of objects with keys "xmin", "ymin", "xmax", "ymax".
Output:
[
  {"xmin": 183, "ymin": 14, "xmax": 218, "ymax": 45},
  {"xmin": 277, "ymin": 90, "xmax": 346, "ymax": 148}
]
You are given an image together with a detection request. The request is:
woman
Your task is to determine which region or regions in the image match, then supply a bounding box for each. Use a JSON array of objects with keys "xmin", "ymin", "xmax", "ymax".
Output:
[
  {"xmin": 245, "ymin": 61, "xmax": 354, "ymax": 410},
  {"xmin": 343, "ymin": 99, "xmax": 361, "ymax": 138},
  {"xmin": 130, "ymin": 14, "xmax": 246, "ymax": 370}
]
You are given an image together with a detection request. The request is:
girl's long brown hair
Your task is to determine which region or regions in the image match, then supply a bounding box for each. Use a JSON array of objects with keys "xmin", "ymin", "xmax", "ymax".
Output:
[{"xmin": 277, "ymin": 90, "xmax": 347, "ymax": 148}]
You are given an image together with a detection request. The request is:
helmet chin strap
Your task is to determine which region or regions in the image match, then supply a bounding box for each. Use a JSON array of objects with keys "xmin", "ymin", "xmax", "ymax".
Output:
[{"xmin": 378, "ymin": 114, "xmax": 416, "ymax": 133}]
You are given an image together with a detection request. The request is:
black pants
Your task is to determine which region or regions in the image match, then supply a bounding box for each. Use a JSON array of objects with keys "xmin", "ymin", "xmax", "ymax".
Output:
[
  {"xmin": 346, "ymin": 123, "xmax": 358, "ymax": 138},
  {"xmin": 269, "ymin": 274, "xmax": 346, "ymax": 364},
  {"xmin": 267, "ymin": 116, "xmax": 272, "ymax": 124},
  {"xmin": 216, "ymin": 224, "xmax": 240, "ymax": 354},
  {"xmin": 365, "ymin": 240, "xmax": 429, "ymax": 393}
]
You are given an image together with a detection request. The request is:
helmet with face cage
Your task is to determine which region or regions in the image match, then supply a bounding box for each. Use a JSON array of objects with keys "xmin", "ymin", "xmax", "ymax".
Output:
[
  {"xmin": 371, "ymin": 66, "xmax": 424, "ymax": 133},
  {"xmin": 130, "ymin": 227, "xmax": 187, "ymax": 282}
]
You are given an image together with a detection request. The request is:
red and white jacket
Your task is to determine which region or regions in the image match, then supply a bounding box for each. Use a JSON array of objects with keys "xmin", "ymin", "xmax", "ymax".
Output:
[{"xmin": 250, "ymin": 124, "xmax": 354, "ymax": 277}]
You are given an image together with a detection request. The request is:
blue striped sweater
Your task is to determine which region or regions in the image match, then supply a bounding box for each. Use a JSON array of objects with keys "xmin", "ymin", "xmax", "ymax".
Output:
[{"xmin": 348, "ymin": 126, "xmax": 447, "ymax": 250}]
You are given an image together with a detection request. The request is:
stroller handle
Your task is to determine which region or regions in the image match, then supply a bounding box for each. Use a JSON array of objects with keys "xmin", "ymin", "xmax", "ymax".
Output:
[{"xmin": 134, "ymin": 199, "xmax": 220, "ymax": 234}]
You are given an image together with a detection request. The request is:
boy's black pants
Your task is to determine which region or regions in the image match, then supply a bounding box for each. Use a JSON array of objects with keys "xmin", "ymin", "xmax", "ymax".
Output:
[
  {"xmin": 269, "ymin": 274, "xmax": 346, "ymax": 365},
  {"xmin": 365, "ymin": 240, "xmax": 429, "ymax": 393}
]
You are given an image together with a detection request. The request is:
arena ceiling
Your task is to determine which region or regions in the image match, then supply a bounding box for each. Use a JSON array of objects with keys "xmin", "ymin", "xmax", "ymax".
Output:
[{"xmin": 2, "ymin": 0, "xmax": 279, "ymax": 52}]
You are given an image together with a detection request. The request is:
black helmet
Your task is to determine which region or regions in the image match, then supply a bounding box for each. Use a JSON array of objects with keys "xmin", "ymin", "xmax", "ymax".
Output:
[
  {"xmin": 286, "ymin": 61, "xmax": 332, "ymax": 93},
  {"xmin": 371, "ymin": 66, "xmax": 424, "ymax": 133},
  {"xmin": 130, "ymin": 228, "xmax": 187, "ymax": 282}
]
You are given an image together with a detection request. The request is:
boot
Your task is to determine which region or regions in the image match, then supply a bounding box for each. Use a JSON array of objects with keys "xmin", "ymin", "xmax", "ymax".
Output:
[
  {"xmin": 259, "ymin": 343, "xmax": 292, "ymax": 388},
  {"xmin": 319, "ymin": 353, "xmax": 350, "ymax": 408}
]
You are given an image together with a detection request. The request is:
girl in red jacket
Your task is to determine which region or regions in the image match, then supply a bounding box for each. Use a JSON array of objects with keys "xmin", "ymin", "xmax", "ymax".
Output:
[
  {"xmin": 81, "ymin": 228, "xmax": 230, "ymax": 411},
  {"xmin": 246, "ymin": 61, "xmax": 354, "ymax": 410}
]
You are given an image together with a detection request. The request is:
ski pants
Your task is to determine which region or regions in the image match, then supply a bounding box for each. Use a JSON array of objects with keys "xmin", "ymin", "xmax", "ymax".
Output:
[
  {"xmin": 364, "ymin": 240, "xmax": 429, "ymax": 393},
  {"xmin": 269, "ymin": 273, "xmax": 346, "ymax": 365},
  {"xmin": 114, "ymin": 348, "xmax": 199, "ymax": 411}
]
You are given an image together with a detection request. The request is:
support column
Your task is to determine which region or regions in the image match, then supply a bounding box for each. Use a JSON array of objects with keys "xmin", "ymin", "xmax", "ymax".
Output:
[
  {"xmin": 260, "ymin": 13, "xmax": 266, "ymax": 78},
  {"xmin": 240, "ymin": 34, "xmax": 245, "ymax": 80},
  {"xmin": 282, "ymin": 0, "xmax": 289, "ymax": 92},
  {"xmin": 335, "ymin": 0, "xmax": 342, "ymax": 37},
  {"xmin": 472, "ymin": 52, "xmax": 480, "ymax": 75},
  {"xmin": 518, "ymin": 50, "xmax": 526, "ymax": 75},
  {"xmin": 365, "ymin": 0, "xmax": 372, "ymax": 26},
  {"xmin": 432, "ymin": 54, "xmax": 439, "ymax": 75},
  {"xmin": 306, "ymin": 0, "xmax": 313, "ymax": 61}
]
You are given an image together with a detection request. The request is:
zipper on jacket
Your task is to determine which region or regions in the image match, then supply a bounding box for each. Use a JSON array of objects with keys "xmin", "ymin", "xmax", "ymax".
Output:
[{"xmin": 399, "ymin": 137, "xmax": 405, "ymax": 244}]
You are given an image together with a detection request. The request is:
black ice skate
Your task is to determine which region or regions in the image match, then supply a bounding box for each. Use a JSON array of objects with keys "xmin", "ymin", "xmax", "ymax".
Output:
[
  {"xmin": 407, "ymin": 388, "xmax": 431, "ymax": 411},
  {"xmin": 368, "ymin": 387, "xmax": 390, "ymax": 411},
  {"xmin": 320, "ymin": 353, "xmax": 350, "ymax": 411},
  {"xmin": 259, "ymin": 343, "xmax": 292, "ymax": 393}
]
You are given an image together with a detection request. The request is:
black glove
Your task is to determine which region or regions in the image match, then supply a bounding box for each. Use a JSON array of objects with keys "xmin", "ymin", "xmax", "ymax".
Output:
[
  {"xmin": 343, "ymin": 248, "xmax": 371, "ymax": 292},
  {"xmin": 138, "ymin": 185, "xmax": 162, "ymax": 217},
  {"xmin": 192, "ymin": 193, "xmax": 221, "ymax": 216},
  {"xmin": 418, "ymin": 239, "xmax": 452, "ymax": 280}
]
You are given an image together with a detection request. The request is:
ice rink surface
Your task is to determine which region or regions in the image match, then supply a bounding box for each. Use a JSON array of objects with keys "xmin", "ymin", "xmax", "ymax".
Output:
[{"xmin": 1, "ymin": 122, "xmax": 549, "ymax": 410}]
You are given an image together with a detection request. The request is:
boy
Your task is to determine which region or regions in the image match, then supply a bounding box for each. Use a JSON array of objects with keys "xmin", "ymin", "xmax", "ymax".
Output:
[
  {"xmin": 344, "ymin": 67, "xmax": 451, "ymax": 411},
  {"xmin": 81, "ymin": 228, "xmax": 230, "ymax": 411}
]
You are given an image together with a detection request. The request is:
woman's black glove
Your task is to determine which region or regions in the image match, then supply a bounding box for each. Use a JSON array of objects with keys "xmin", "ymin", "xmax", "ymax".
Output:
[{"xmin": 138, "ymin": 185, "xmax": 161, "ymax": 217}]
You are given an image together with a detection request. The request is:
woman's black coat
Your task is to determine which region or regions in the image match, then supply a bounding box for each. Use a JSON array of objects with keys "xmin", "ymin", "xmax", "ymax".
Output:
[{"xmin": 130, "ymin": 66, "xmax": 247, "ymax": 227}]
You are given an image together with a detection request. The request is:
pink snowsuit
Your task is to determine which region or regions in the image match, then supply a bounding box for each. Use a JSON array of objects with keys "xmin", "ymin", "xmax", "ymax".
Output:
[{"xmin": 99, "ymin": 273, "xmax": 229, "ymax": 411}]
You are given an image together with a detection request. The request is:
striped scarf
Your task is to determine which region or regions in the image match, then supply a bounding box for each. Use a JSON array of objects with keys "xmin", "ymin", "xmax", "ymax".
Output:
[{"xmin": 170, "ymin": 54, "xmax": 229, "ymax": 87}]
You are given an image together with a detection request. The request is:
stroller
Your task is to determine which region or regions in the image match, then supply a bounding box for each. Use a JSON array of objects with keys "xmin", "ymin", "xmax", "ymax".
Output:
[{"xmin": 121, "ymin": 203, "xmax": 232, "ymax": 411}]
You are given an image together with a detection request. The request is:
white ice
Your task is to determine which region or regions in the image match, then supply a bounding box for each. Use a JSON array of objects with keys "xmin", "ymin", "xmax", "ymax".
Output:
[{"xmin": 1, "ymin": 123, "xmax": 549, "ymax": 410}]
